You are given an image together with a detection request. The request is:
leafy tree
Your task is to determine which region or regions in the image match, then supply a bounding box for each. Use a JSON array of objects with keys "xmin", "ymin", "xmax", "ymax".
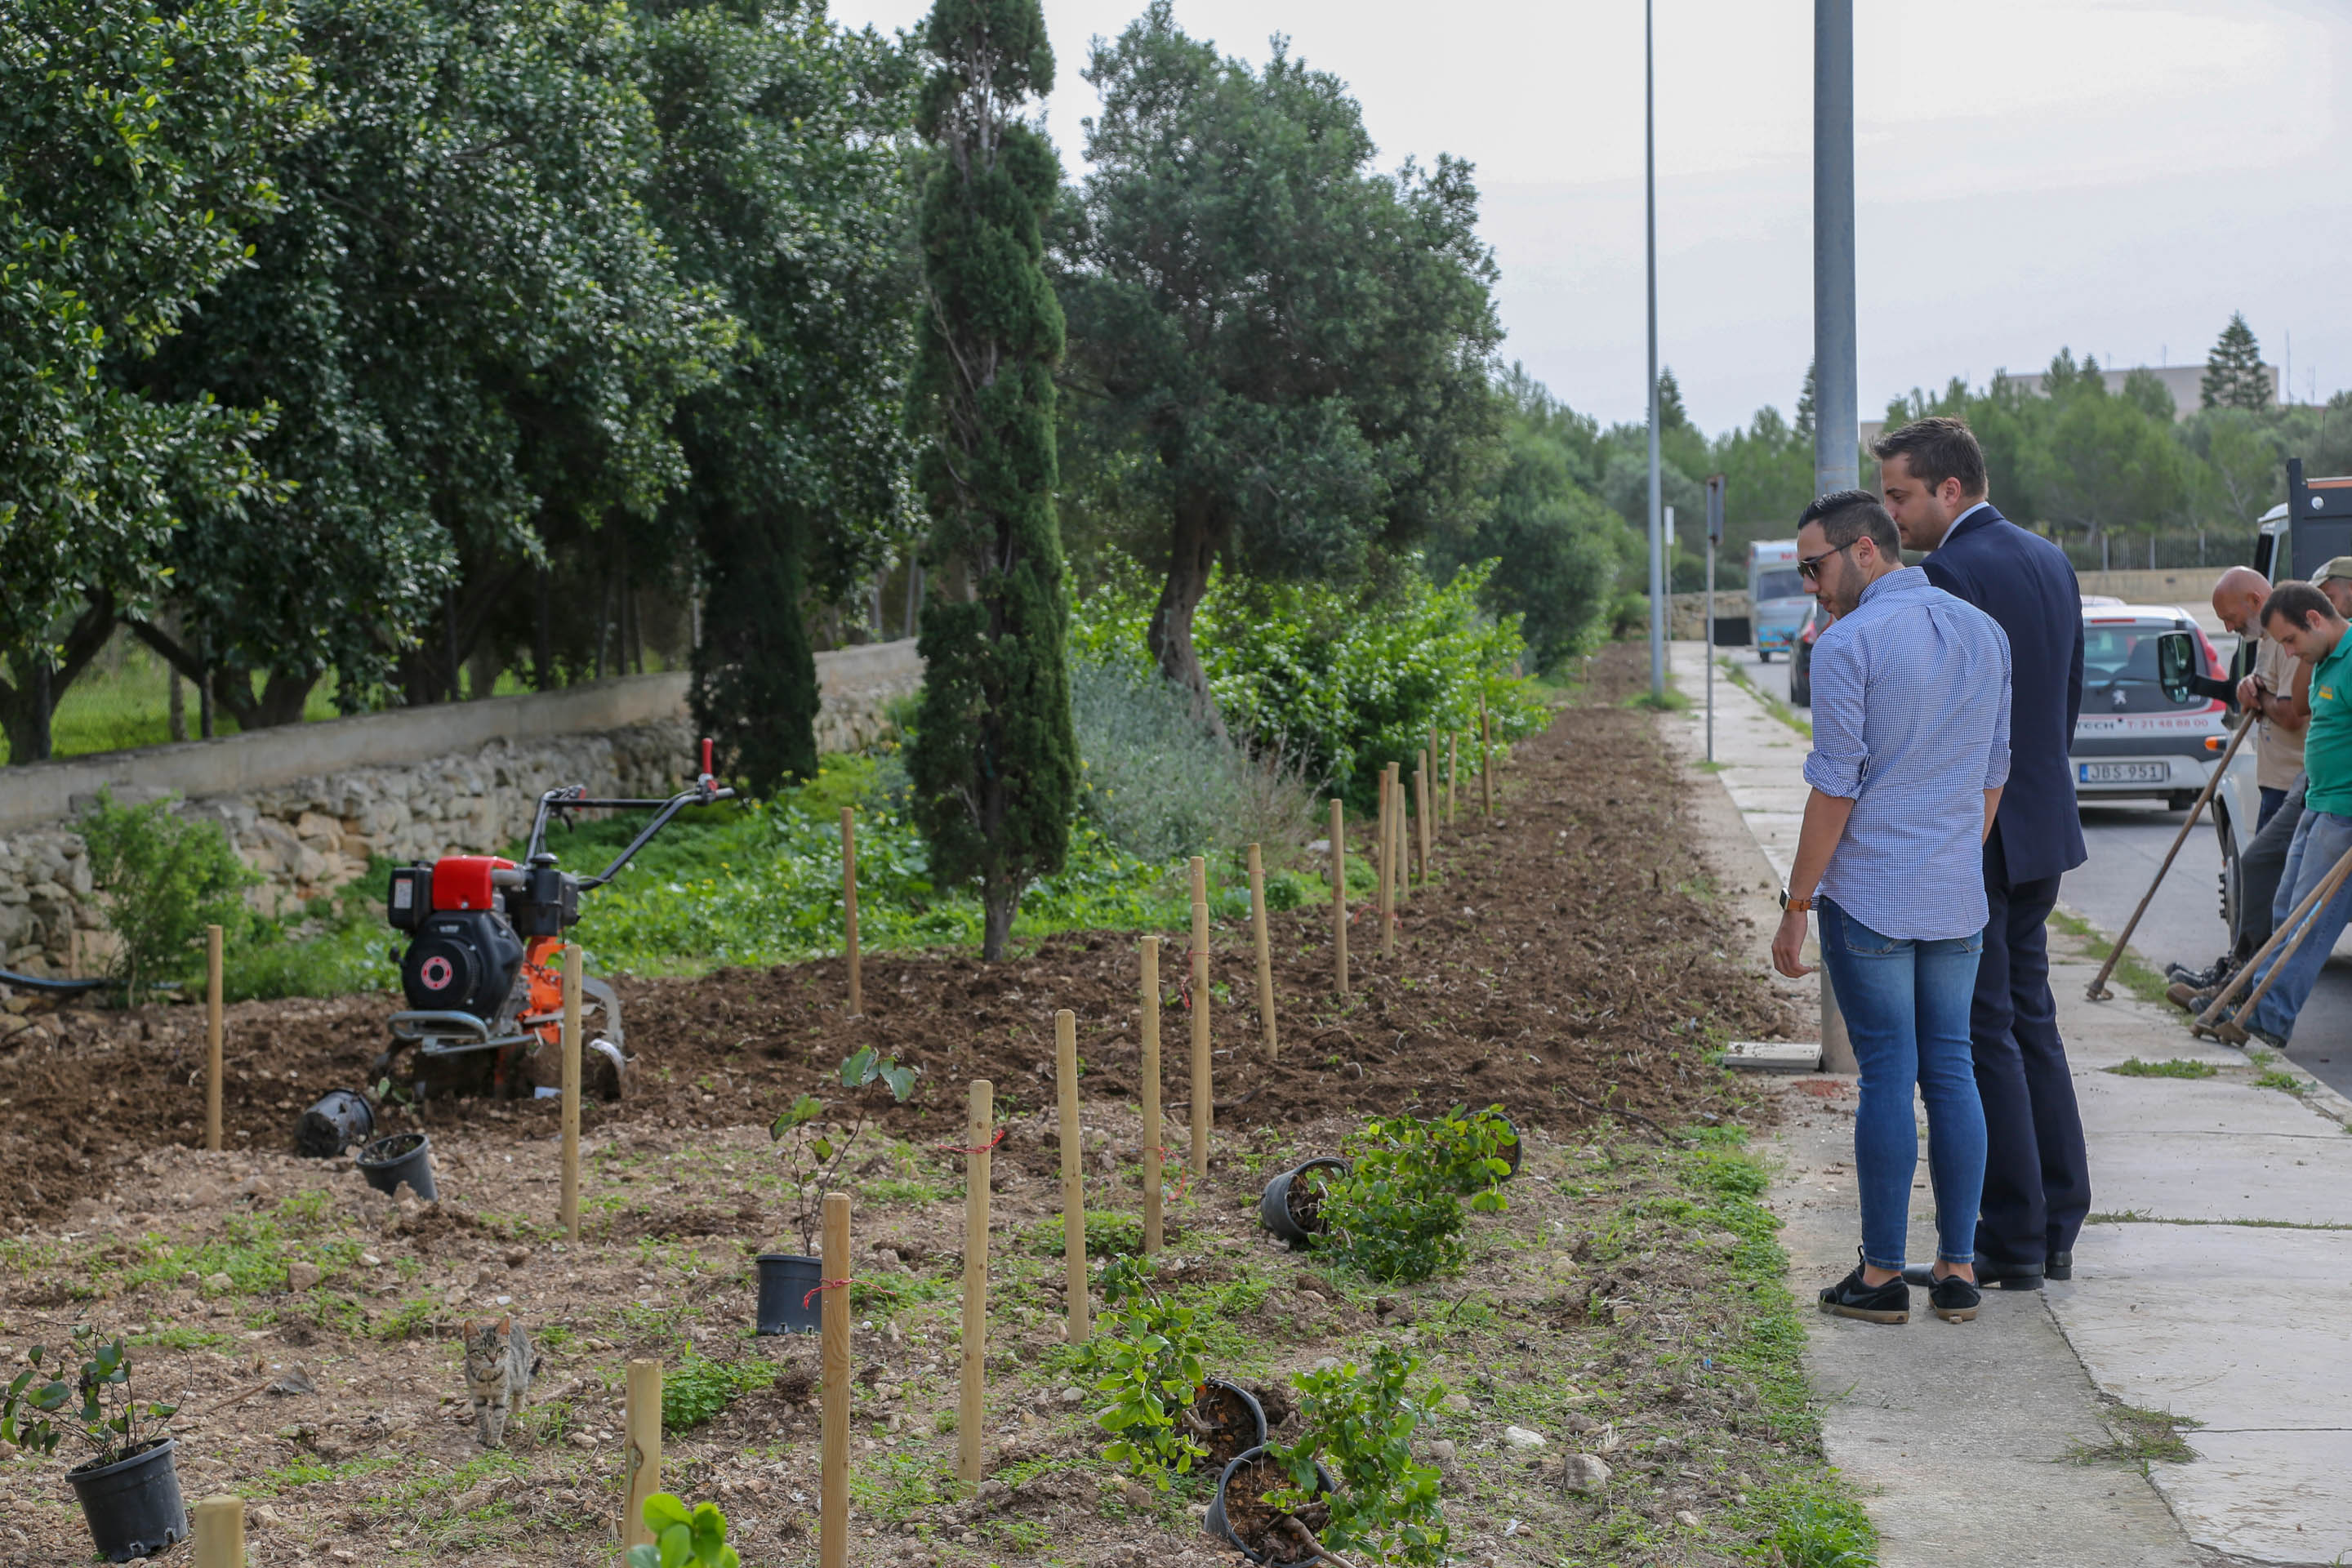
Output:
[
  {"xmin": 138, "ymin": 0, "xmax": 735, "ymax": 727},
  {"xmin": 635, "ymin": 0, "xmax": 922, "ymax": 792},
  {"xmin": 2122, "ymin": 365, "xmax": 2177, "ymax": 421},
  {"xmin": 2186, "ymin": 408, "xmax": 2282, "ymax": 528},
  {"xmin": 0, "ymin": 0, "xmax": 316, "ymax": 761},
  {"xmin": 78, "ymin": 790, "xmax": 259, "ymax": 1003},
  {"xmin": 1428, "ymin": 372, "xmax": 1628, "ymax": 669},
  {"xmin": 902, "ymin": 0, "xmax": 1078, "ymax": 961},
  {"xmin": 2202, "ymin": 312, "xmax": 2271, "ymax": 412},
  {"xmin": 1057, "ymin": 3, "xmax": 1502, "ymax": 730}
]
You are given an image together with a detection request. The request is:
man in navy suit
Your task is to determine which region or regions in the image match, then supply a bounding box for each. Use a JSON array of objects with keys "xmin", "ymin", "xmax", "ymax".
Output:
[{"xmin": 1874, "ymin": 416, "xmax": 2088, "ymax": 1290}]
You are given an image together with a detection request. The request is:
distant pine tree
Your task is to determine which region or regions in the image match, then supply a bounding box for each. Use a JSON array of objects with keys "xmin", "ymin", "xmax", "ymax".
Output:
[
  {"xmin": 1656, "ymin": 368, "xmax": 1690, "ymax": 430},
  {"xmin": 2202, "ymin": 313, "xmax": 2271, "ymax": 411},
  {"xmin": 1794, "ymin": 362, "xmax": 1817, "ymax": 441},
  {"xmin": 903, "ymin": 0, "xmax": 1077, "ymax": 961}
]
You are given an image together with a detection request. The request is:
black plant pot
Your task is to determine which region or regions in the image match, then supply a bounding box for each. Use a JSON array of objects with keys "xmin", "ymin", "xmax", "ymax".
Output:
[
  {"xmin": 1206, "ymin": 1443, "xmax": 1336, "ymax": 1568},
  {"xmin": 356, "ymin": 1132, "xmax": 437, "ymax": 1200},
  {"xmin": 1193, "ymin": 1378, "xmax": 1270, "ymax": 1471},
  {"xmin": 67, "ymin": 1437, "xmax": 186, "ymax": 1563},
  {"xmin": 755, "ymin": 1254, "xmax": 823, "ymax": 1335},
  {"xmin": 295, "ymin": 1089, "xmax": 375, "ymax": 1158},
  {"xmin": 1257, "ymin": 1158, "xmax": 1349, "ymax": 1247}
]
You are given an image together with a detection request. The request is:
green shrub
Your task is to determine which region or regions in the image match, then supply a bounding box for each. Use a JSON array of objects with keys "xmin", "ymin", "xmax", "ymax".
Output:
[
  {"xmin": 1321, "ymin": 1107, "xmax": 1513, "ymax": 1284},
  {"xmin": 1086, "ymin": 1258, "xmax": 1210, "ymax": 1490},
  {"xmin": 0, "ymin": 1325, "xmax": 179, "ymax": 1468},
  {"xmin": 75, "ymin": 790, "xmax": 259, "ymax": 1001},
  {"xmin": 1070, "ymin": 657, "xmax": 1321, "ymax": 861},
  {"xmin": 1024, "ymin": 1209, "xmax": 1147, "ymax": 1259},
  {"xmin": 1267, "ymin": 1345, "xmax": 1446, "ymax": 1566},
  {"xmin": 662, "ymin": 1356, "xmax": 776, "ymax": 1434},
  {"xmin": 224, "ymin": 859, "xmax": 401, "ymax": 1001},
  {"xmin": 1071, "ymin": 551, "xmax": 1550, "ymax": 808}
]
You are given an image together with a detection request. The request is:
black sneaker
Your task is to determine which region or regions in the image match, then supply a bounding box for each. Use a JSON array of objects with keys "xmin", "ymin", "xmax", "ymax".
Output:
[
  {"xmin": 1818, "ymin": 1250, "xmax": 1909, "ymax": 1324},
  {"xmin": 1929, "ymin": 1272, "xmax": 1980, "ymax": 1322}
]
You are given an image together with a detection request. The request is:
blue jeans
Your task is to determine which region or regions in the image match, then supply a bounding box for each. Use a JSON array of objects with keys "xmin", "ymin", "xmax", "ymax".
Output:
[
  {"xmin": 2258, "ymin": 786, "xmax": 2289, "ymax": 831},
  {"xmin": 2246, "ymin": 808, "xmax": 2352, "ymax": 1042},
  {"xmin": 1819, "ymin": 898, "xmax": 1989, "ymax": 1271}
]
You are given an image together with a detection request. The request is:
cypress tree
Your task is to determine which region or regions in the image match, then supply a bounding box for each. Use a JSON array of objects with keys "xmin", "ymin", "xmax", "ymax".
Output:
[
  {"xmin": 905, "ymin": 0, "xmax": 1077, "ymax": 960},
  {"xmin": 2202, "ymin": 312, "xmax": 2270, "ymax": 411}
]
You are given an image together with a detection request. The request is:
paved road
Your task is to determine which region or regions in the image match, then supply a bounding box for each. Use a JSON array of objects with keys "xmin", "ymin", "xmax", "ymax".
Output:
[{"xmin": 1719, "ymin": 644, "xmax": 2352, "ymax": 1098}]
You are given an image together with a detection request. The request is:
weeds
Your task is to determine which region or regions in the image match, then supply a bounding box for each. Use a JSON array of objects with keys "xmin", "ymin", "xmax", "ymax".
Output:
[
  {"xmin": 2068, "ymin": 1403, "xmax": 2203, "ymax": 1466},
  {"xmin": 663, "ymin": 1355, "xmax": 777, "ymax": 1433},
  {"xmin": 2105, "ymin": 1058, "xmax": 2218, "ymax": 1079}
]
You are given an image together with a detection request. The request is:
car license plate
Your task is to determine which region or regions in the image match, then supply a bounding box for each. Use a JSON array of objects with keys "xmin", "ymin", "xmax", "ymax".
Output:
[{"xmin": 2079, "ymin": 762, "xmax": 2167, "ymax": 784}]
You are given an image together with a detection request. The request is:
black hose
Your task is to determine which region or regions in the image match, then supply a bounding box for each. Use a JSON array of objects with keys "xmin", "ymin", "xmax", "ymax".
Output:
[{"xmin": 0, "ymin": 968, "xmax": 111, "ymax": 996}]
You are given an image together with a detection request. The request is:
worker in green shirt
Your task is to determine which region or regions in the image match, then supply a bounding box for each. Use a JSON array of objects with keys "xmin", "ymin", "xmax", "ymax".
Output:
[{"xmin": 2219, "ymin": 581, "xmax": 2352, "ymax": 1048}]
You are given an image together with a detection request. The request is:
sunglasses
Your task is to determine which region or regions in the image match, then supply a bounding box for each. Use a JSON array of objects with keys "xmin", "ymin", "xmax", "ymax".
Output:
[{"xmin": 1797, "ymin": 541, "xmax": 1855, "ymax": 582}]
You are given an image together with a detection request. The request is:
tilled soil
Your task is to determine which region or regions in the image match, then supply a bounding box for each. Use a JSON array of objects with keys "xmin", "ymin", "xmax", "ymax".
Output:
[
  {"xmin": 0, "ymin": 650, "xmax": 1792, "ymax": 1228},
  {"xmin": 0, "ymin": 644, "xmax": 1820, "ymax": 1568}
]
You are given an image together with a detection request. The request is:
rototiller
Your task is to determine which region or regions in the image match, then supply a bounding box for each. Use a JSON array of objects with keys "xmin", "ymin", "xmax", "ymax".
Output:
[{"xmin": 372, "ymin": 740, "xmax": 733, "ymax": 1101}]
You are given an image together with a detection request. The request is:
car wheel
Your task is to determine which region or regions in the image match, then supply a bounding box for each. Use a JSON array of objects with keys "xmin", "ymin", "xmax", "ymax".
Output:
[
  {"xmin": 1789, "ymin": 666, "xmax": 1811, "ymax": 707},
  {"xmin": 2216, "ymin": 812, "xmax": 2243, "ymax": 936},
  {"xmin": 1758, "ymin": 649, "xmax": 1771, "ymax": 664}
]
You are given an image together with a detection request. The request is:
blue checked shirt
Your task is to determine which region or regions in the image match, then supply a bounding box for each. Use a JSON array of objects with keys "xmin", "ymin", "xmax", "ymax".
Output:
[{"xmin": 1805, "ymin": 568, "xmax": 2014, "ymax": 940}]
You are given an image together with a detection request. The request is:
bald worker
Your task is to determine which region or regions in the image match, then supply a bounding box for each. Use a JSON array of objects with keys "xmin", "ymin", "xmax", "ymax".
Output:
[{"xmin": 2168, "ymin": 565, "xmax": 2313, "ymax": 1005}]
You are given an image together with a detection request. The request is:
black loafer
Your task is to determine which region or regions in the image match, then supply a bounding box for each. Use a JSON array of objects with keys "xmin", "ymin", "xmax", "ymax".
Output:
[
  {"xmin": 2045, "ymin": 1250, "xmax": 2074, "ymax": 1282},
  {"xmin": 1910, "ymin": 1252, "xmax": 2042, "ymax": 1290},
  {"xmin": 1819, "ymin": 1249, "xmax": 1909, "ymax": 1324}
]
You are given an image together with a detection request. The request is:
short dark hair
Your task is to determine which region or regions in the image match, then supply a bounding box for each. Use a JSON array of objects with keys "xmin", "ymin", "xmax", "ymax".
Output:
[
  {"xmin": 1871, "ymin": 416, "xmax": 1987, "ymax": 499},
  {"xmin": 2262, "ymin": 581, "xmax": 2338, "ymax": 633},
  {"xmin": 1798, "ymin": 488, "xmax": 1900, "ymax": 559}
]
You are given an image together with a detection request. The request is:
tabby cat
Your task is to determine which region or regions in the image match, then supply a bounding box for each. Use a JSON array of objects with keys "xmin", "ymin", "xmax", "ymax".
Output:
[{"xmin": 461, "ymin": 1316, "xmax": 539, "ymax": 1448}]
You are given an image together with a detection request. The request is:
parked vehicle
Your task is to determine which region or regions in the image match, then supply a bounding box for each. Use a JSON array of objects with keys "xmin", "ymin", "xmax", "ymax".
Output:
[
  {"xmin": 1789, "ymin": 601, "xmax": 1821, "ymax": 707},
  {"xmin": 1748, "ymin": 539, "xmax": 1806, "ymax": 662},
  {"xmin": 2070, "ymin": 599, "xmax": 2259, "ymax": 927}
]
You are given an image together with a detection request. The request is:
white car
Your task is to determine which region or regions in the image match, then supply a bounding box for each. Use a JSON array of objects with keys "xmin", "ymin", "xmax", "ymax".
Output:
[{"xmin": 2070, "ymin": 599, "xmax": 2260, "ymax": 929}]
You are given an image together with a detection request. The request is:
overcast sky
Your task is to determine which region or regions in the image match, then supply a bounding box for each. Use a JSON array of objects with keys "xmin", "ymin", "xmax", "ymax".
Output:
[{"xmin": 826, "ymin": 0, "xmax": 2349, "ymax": 435}]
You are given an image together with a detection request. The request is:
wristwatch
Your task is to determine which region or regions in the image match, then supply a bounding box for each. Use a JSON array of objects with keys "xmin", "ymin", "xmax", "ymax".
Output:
[{"xmin": 1779, "ymin": 889, "xmax": 1813, "ymax": 913}]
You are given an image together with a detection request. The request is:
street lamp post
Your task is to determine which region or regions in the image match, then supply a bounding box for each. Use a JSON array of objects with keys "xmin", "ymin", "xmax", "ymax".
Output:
[{"xmin": 1645, "ymin": 0, "xmax": 1665, "ymax": 702}]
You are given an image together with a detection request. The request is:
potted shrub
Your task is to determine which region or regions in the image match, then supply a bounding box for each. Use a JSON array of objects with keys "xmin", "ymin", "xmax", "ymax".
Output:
[
  {"xmin": 1087, "ymin": 1257, "xmax": 1267, "ymax": 1489},
  {"xmin": 1211, "ymin": 1346, "xmax": 1446, "ymax": 1568},
  {"xmin": 1319, "ymin": 1107, "xmax": 1514, "ymax": 1285},
  {"xmin": 1257, "ymin": 1156, "xmax": 1349, "ymax": 1247},
  {"xmin": 2, "ymin": 1326, "xmax": 187, "ymax": 1562},
  {"xmin": 757, "ymin": 1047, "xmax": 915, "ymax": 1334}
]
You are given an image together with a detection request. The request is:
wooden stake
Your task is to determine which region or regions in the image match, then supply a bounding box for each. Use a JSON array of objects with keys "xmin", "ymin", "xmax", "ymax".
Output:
[
  {"xmin": 820, "ymin": 1190, "xmax": 852, "ymax": 1568},
  {"xmin": 840, "ymin": 807, "xmax": 862, "ymax": 1018},
  {"xmin": 1373, "ymin": 766, "xmax": 1392, "ymax": 964},
  {"xmin": 1248, "ymin": 844, "xmax": 1277, "ymax": 1058},
  {"xmin": 1372, "ymin": 771, "xmax": 1390, "ymax": 950},
  {"xmin": 1447, "ymin": 733, "xmax": 1458, "ymax": 826},
  {"xmin": 193, "ymin": 1493, "xmax": 243, "ymax": 1568},
  {"xmin": 560, "ymin": 942, "xmax": 582, "ymax": 1243},
  {"xmin": 1141, "ymin": 939, "xmax": 1163, "ymax": 1254},
  {"xmin": 1055, "ymin": 1009, "xmax": 1089, "ymax": 1343},
  {"xmin": 957, "ymin": 1079, "xmax": 991, "ymax": 1488},
  {"xmin": 623, "ymin": 1359, "xmax": 662, "ymax": 1550},
  {"xmin": 1479, "ymin": 693, "xmax": 1493, "ymax": 816},
  {"xmin": 1190, "ymin": 893, "xmax": 1211, "ymax": 1178},
  {"xmin": 204, "ymin": 924, "xmax": 223, "ymax": 1152},
  {"xmin": 1415, "ymin": 763, "xmax": 1433, "ymax": 887},
  {"xmin": 1330, "ymin": 800, "xmax": 1349, "ymax": 997}
]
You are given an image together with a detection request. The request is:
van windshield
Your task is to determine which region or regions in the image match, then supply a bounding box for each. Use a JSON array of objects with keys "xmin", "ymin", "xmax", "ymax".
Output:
[{"xmin": 1753, "ymin": 568, "xmax": 1805, "ymax": 603}]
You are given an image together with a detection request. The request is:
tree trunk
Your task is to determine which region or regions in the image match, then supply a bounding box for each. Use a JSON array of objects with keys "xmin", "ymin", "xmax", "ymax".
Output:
[
  {"xmin": 1148, "ymin": 502, "xmax": 1229, "ymax": 738},
  {"xmin": 167, "ymin": 667, "xmax": 187, "ymax": 742},
  {"xmin": 981, "ymin": 877, "xmax": 1020, "ymax": 962},
  {"xmin": 0, "ymin": 595, "xmax": 116, "ymax": 764}
]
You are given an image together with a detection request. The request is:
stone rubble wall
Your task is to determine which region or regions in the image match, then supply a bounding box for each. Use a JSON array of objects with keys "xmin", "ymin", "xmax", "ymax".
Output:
[{"xmin": 0, "ymin": 639, "xmax": 924, "ymax": 975}]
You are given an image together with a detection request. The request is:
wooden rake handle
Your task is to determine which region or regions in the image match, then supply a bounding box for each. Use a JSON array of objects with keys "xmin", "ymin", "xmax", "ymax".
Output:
[{"xmin": 2087, "ymin": 714, "xmax": 2252, "ymax": 1001}]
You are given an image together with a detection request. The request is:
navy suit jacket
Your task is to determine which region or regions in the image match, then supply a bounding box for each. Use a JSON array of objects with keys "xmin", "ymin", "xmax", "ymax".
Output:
[{"xmin": 1920, "ymin": 504, "xmax": 2087, "ymax": 884}]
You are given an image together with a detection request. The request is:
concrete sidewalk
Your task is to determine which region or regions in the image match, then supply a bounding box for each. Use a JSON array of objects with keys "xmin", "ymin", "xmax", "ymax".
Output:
[{"xmin": 1664, "ymin": 639, "xmax": 2352, "ymax": 1568}]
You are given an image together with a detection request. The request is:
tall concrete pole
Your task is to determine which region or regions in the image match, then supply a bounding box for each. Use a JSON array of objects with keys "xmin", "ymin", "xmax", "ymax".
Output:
[
  {"xmin": 1812, "ymin": 0, "xmax": 1855, "ymax": 1074},
  {"xmin": 1813, "ymin": 0, "xmax": 1857, "ymax": 499},
  {"xmin": 1645, "ymin": 0, "xmax": 1666, "ymax": 698}
]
